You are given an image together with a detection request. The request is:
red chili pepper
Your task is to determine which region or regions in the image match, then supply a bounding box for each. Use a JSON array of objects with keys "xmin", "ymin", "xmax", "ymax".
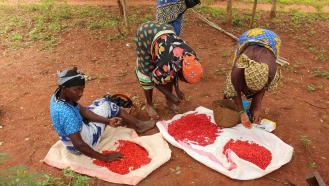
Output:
[
  {"xmin": 223, "ymin": 139, "xmax": 272, "ymax": 170},
  {"xmin": 93, "ymin": 140, "xmax": 151, "ymax": 174},
  {"xmin": 168, "ymin": 113, "xmax": 221, "ymax": 146}
]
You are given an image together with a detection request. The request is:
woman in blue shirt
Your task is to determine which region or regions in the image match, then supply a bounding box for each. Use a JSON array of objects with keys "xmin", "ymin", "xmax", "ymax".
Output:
[{"xmin": 50, "ymin": 67, "xmax": 155, "ymax": 162}]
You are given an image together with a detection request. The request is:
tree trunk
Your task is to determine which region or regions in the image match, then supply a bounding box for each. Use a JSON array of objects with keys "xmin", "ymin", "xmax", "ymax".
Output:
[
  {"xmin": 270, "ymin": 0, "xmax": 277, "ymax": 18},
  {"xmin": 117, "ymin": 0, "xmax": 128, "ymax": 28},
  {"xmin": 250, "ymin": 0, "xmax": 258, "ymax": 28},
  {"xmin": 227, "ymin": 0, "xmax": 232, "ymax": 25}
]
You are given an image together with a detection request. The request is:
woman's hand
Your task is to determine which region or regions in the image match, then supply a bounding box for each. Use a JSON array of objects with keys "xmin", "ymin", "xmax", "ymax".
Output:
[
  {"xmin": 240, "ymin": 111, "xmax": 252, "ymax": 128},
  {"xmin": 108, "ymin": 117, "xmax": 123, "ymax": 127},
  {"xmin": 174, "ymin": 79, "xmax": 185, "ymax": 100},
  {"xmin": 101, "ymin": 152, "xmax": 123, "ymax": 162},
  {"xmin": 250, "ymin": 89, "xmax": 265, "ymax": 123},
  {"xmin": 252, "ymin": 108, "xmax": 261, "ymax": 123}
]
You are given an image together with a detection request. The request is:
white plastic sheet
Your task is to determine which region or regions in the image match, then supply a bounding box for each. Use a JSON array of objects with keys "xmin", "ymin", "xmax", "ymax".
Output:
[{"xmin": 156, "ymin": 106, "xmax": 293, "ymax": 180}]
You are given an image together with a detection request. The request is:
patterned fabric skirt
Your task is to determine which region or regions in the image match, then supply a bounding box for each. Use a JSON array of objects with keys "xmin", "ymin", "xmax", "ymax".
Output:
[
  {"xmin": 61, "ymin": 98, "xmax": 120, "ymax": 154},
  {"xmin": 156, "ymin": 0, "xmax": 186, "ymax": 35},
  {"xmin": 135, "ymin": 67, "xmax": 154, "ymax": 90}
]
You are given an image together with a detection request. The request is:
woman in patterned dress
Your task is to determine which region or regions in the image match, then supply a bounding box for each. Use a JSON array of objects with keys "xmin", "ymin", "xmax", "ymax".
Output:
[
  {"xmin": 223, "ymin": 28, "xmax": 282, "ymax": 127},
  {"xmin": 156, "ymin": 0, "xmax": 187, "ymax": 36},
  {"xmin": 135, "ymin": 21, "xmax": 203, "ymax": 119}
]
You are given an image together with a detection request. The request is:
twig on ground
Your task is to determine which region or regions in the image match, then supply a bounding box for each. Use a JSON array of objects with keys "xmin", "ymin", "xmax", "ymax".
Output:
[
  {"xmin": 28, "ymin": 149, "xmax": 36, "ymax": 163},
  {"xmin": 191, "ymin": 9, "xmax": 238, "ymax": 41},
  {"xmin": 191, "ymin": 8, "xmax": 289, "ymax": 66},
  {"xmin": 114, "ymin": 70, "xmax": 128, "ymax": 77},
  {"xmin": 303, "ymin": 100, "xmax": 327, "ymax": 109}
]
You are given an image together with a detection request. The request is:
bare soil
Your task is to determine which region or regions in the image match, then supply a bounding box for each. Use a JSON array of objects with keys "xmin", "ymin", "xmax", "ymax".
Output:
[{"xmin": 0, "ymin": 1, "xmax": 328, "ymax": 185}]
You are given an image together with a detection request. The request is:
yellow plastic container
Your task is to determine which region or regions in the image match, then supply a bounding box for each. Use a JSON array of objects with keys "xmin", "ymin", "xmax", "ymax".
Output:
[{"xmin": 257, "ymin": 119, "xmax": 276, "ymax": 132}]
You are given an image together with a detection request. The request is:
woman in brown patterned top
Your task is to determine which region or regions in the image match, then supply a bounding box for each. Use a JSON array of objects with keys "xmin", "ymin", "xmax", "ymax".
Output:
[{"xmin": 223, "ymin": 28, "xmax": 282, "ymax": 127}]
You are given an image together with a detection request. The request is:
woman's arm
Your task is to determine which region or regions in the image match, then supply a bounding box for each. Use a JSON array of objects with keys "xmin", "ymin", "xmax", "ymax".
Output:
[
  {"xmin": 250, "ymin": 88, "xmax": 266, "ymax": 123},
  {"xmin": 68, "ymin": 133, "xmax": 123, "ymax": 162},
  {"xmin": 80, "ymin": 105, "xmax": 110, "ymax": 124},
  {"xmin": 231, "ymin": 67, "xmax": 252, "ymax": 128},
  {"xmin": 79, "ymin": 106, "xmax": 122, "ymax": 126},
  {"xmin": 231, "ymin": 67, "xmax": 244, "ymax": 111},
  {"xmin": 174, "ymin": 77, "xmax": 185, "ymax": 100}
]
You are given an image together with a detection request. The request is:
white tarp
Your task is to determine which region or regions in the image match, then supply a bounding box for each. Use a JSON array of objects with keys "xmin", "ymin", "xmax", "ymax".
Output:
[{"xmin": 156, "ymin": 106, "xmax": 293, "ymax": 180}]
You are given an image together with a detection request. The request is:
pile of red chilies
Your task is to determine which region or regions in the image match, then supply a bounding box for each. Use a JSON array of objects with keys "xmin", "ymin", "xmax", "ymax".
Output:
[
  {"xmin": 93, "ymin": 140, "xmax": 151, "ymax": 174},
  {"xmin": 168, "ymin": 113, "xmax": 221, "ymax": 146},
  {"xmin": 223, "ymin": 139, "xmax": 272, "ymax": 170}
]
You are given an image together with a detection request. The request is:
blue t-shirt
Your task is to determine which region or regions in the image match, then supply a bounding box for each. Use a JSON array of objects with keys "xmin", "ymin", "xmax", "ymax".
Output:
[
  {"xmin": 50, "ymin": 94, "xmax": 83, "ymax": 137},
  {"xmin": 50, "ymin": 90, "xmax": 121, "ymax": 154}
]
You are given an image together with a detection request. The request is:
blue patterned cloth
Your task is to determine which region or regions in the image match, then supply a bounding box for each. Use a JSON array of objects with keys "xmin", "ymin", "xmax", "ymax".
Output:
[
  {"xmin": 237, "ymin": 28, "xmax": 281, "ymax": 58},
  {"xmin": 50, "ymin": 91, "xmax": 120, "ymax": 154},
  {"xmin": 156, "ymin": 0, "xmax": 186, "ymax": 36}
]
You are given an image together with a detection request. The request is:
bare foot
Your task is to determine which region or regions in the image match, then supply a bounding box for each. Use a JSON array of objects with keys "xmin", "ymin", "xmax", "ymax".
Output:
[
  {"xmin": 166, "ymin": 101, "xmax": 181, "ymax": 114},
  {"xmin": 136, "ymin": 120, "xmax": 156, "ymax": 134},
  {"xmin": 145, "ymin": 104, "xmax": 160, "ymax": 120}
]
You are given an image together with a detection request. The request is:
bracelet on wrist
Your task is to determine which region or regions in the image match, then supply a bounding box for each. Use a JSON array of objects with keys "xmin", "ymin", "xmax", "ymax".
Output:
[{"xmin": 237, "ymin": 110, "xmax": 245, "ymax": 118}]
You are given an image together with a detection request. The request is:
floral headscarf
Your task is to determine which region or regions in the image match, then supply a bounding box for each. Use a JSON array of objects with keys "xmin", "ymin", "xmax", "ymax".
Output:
[{"xmin": 151, "ymin": 34, "xmax": 202, "ymax": 84}]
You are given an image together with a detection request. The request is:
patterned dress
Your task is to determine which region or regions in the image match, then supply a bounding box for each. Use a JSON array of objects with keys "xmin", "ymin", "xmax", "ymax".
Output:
[
  {"xmin": 156, "ymin": 0, "xmax": 187, "ymax": 36},
  {"xmin": 135, "ymin": 21, "xmax": 195, "ymax": 89}
]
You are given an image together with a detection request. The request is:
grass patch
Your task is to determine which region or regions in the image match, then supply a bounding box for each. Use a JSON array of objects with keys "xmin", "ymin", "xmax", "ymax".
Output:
[
  {"xmin": 0, "ymin": 0, "xmax": 131, "ymax": 50},
  {"xmin": 315, "ymin": 54, "xmax": 328, "ymax": 62},
  {"xmin": 0, "ymin": 153, "xmax": 9, "ymax": 164},
  {"xmin": 299, "ymin": 135, "xmax": 319, "ymax": 170},
  {"xmin": 0, "ymin": 165, "xmax": 89, "ymax": 185},
  {"xmin": 88, "ymin": 19, "xmax": 119, "ymax": 30},
  {"xmin": 0, "ymin": 165, "xmax": 64, "ymax": 185},
  {"xmin": 128, "ymin": 12, "xmax": 153, "ymax": 24},
  {"xmin": 1, "ymin": 2, "xmax": 328, "ymax": 51},
  {"xmin": 8, "ymin": 32, "xmax": 23, "ymax": 42},
  {"xmin": 306, "ymin": 84, "xmax": 316, "ymax": 92},
  {"xmin": 215, "ymin": 67, "xmax": 227, "ymax": 76},
  {"xmin": 308, "ymin": 161, "xmax": 317, "ymax": 168},
  {"xmin": 63, "ymin": 168, "xmax": 89, "ymax": 186},
  {"xmin": 283, "ymin": 65, "xmax": 298, "ymax": 73},
  {"xmin": 300, "ymin": 135, "xmax": 311, "ymax": 149},
  {"xmin": 201, "ymin": 0, "xmax": 216, "ymax": 6},
  {"xmin": 222, "ymin": 50, "xmax": 231, "ymax": 58},
  {"xmin": 107, "ymin": 32, "xmax": 127, "ymax": 41},
  {"xmin": 311, "ymin": 68, "xmax": 329, "ymax": 79},
  {"xmin": 195, "ymin": 6, "xmax": 225, "ymax": 18},
  {"xmin": 308, "ymin": 46, "xmax": 317, "ymax": 52},
  {"xmin": 195, "ymin": 6, "xmax": 258, "ymax": 27},
  {"xmin": 233, "ymin": 16, "xmax": 244, "ymax": 27},
  {"xmin": 289, "ymin": 10, "xmax": 318, "ymax": 28},
  {"xmin": 240, "ymin": 0, "xmax": 329, "ymax": 9}
]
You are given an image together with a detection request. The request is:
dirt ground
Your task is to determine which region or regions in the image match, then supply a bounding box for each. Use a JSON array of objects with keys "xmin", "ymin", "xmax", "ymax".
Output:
[{"xmin": 0, "ymin": 0, "xmax": 329, "ymax": 185}]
